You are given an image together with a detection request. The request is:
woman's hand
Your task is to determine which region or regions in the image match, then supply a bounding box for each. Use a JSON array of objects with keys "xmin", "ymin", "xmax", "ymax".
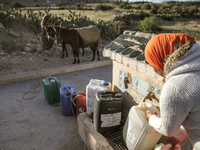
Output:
[
  {"xmin": 146, "ymin": 111, "xmax": 157, "ymax": 120},
  {"xmin": 154, "ymin": 143, "xmax": 181, "ymax": 150},
  {"xmin": 166, "ymin": 137, "xmax": 180, "ymax": 150}
]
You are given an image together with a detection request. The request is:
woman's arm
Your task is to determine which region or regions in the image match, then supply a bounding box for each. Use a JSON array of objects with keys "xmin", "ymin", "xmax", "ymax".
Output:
[{"xmin": 149, "ymin": 82, "xmax": 190, "ymax": 137}]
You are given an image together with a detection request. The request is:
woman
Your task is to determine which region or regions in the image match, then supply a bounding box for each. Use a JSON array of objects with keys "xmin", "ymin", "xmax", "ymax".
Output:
[
  {"xmin": 40, "ymin": 14, "xmax": 54, "ymax": 55},
  {"xmin": 144, "ymin": 33, "xmax": 200, "ymax": 150}
]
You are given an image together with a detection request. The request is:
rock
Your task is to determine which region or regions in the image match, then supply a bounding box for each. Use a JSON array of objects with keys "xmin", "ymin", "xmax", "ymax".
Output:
[
  {"xmin": 11, "ymin": 51, "xmax": 17, "ymax": 56},
  {"xmin": 54, "ymin": 45, "xmax": 62, "ymax": 51},
  {"xmin": 35, "ymin": 44, "xmax": 42, "ymax": 52},
  {"xmin": 24, "ymin": 46, "xmax": 33, "ymax": 52},
  {"xmin": 26, "ymin": 43, "xmax": 31, "ymax": 46},
  {"xmin": 20, "ymin": 51, "xmax": 27, "ymax": 55},
  {"xmin": 9, "ymin": 30, "xmax": 21, "ymax": 37},
  {"xmin": 0, "ymin": 23, "xmax": 5, "ymax": 31}
]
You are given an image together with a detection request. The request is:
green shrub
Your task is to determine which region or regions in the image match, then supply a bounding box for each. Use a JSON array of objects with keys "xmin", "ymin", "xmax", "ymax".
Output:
[
  {"xmin": 1, "ymin": 37, "xmax": 23, "ymax": 54},
  {"xmin": 35, "ymin": 4, "xmax": 40, "ymax": 7},
  {"xmin": 161, "ymin": 14, "xmax": 174, "ymax": 21},
  {"xmin": 58, "ymin": 6, "xmax": 65, "ymax": 10},
  {"xmin": 94, "ymin": 4, "xmax": 114, "ymax": 11},
  {"xmin": 12, "ymin": 2, "xmax": 24, "ymax": 8},
  {"xmin": 59, "ymin": 13, "xmax": 64, "ymax": 16},
  {"xmin": 96, "ymin": 19, "xmax": 118, "ymax": 40},
  {"xmin": 119, "ymin": 3, "xmax": 133, "ymax": 10},
  {"xmin": 76, "ymin": 4, "xmax": 81, "ymax": 8},
  {"xmin": 141, "ymin": 3, "xmax": 151, "ymax": 10},
  {"xmin": 138, "ymin": 10, "xmax": 150, "ymax": 20},
  {"xmin": 113, "ymin": 13, "xmax": 140, "ymax": 26},
  {"xmin": 138, "ymin": 17, "xmax": 161, "ymax": 33}
]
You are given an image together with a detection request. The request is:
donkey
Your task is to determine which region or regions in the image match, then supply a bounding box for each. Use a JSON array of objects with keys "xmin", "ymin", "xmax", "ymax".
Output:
[{"xmin": 44, "ymin": 24, "xmax": 100, "ymax": 64}]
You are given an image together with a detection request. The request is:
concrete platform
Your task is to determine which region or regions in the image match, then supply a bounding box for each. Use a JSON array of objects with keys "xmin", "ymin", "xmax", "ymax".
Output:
[{"xmin": 77, "ymin": 113, "xmax": 114, "ymax": 150}]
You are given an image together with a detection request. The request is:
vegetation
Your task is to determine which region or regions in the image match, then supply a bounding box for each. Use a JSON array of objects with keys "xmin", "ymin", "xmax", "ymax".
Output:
[
  {"xmin": 12, "ymin": 2, "xmax": 25, "ymax": 8},
  {"xmin": 138, "ymin": 17, "xmax": 162, "ymax": 33},
  {"xmin": 161, "ymin": 14, "xmax": 174, "ymax": 21},
  {"xmin": 0, "ymin": 1, "xmax": 200, "ymax": 40},
  {"xmin": 1, "ymin": 37, "xmax": 24, "ymax": 54},
  {"xmin": 94, "ymin": 4, "xmax": 114, "ymax": 11}
]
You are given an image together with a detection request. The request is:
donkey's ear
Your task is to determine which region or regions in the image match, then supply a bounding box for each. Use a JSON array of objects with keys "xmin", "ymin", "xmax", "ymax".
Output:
[
  {"xmin": 60, "ymin": 22, "xmax": 63, "ymax": 27},
  {"xmin": 42, "ymin": 25, "xmax": 47, "ymax": 30}
]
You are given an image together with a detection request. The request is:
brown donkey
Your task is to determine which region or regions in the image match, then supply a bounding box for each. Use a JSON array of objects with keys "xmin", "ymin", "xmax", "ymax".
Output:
[{"xmin": 44, "ymin": 23, "xmax": 100, "ymax": 64}]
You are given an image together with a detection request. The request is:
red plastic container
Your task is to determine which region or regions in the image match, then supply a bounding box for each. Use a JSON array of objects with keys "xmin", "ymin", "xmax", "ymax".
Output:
[{"xmin": 76, "ymin": 90, "xmax": 87, "ymax": 116}]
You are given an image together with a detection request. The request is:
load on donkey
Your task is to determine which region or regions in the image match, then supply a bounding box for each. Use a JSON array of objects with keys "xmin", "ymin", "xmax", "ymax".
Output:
[{"xmin": 43, "ymin": 23, "xmax": 100, "ymax": 64}]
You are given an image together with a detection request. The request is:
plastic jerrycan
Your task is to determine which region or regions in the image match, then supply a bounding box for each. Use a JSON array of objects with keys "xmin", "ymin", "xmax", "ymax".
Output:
[
  {"xmin": 60, "ymin": 85, "xmax": 76, "ymax": 116},
  {"xmin": 93, "ymin": 91, "xmax": 123, "ymax": 134},
  {"xmin": 123, "ymin": 99, "xmax": 162, "ymax": 150},
  {"xmin": 86, "ymin": 79, "xmax": 112, "ymax": 115},
  {"xmin": 76, "ymin": 90, "xmax": 86, "ymax": 116},
  {"xmin": 42, "ymin": 76, "xmax": 61, "ymax": 105}
]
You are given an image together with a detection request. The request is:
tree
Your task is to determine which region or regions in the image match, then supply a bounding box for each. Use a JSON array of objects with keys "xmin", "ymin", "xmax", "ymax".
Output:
[
  {"xmin": 172, "ymin": 5, "xmax": 182, "ymax": 15},
  {"xmin": 150, "ymin": 4, "xmax": 159, "ymax": 14},
  {"xmin": 141, "ymin": 3, "xmax": 151, "ymax": 10}
]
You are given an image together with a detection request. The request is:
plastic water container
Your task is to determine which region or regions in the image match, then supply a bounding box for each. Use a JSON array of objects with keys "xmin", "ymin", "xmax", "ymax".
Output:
[
  {"xmin": 93, "ymin": 91, "xmax": 123, "ymax": 134},
  {"xmin": 86, "ymin": 79, "xmax": 112, "ymax": 115},
  {"xmin": 76, "ymin": 90, "xmax": 86, "ymax": 116},
  {"xmin": 123, "ymin": 100, "xmax": 162, "ymax": 150},
  {"xmin": 60, "ymin": 85, "xmax": 76, "ymax": 116},
  {"xmin": 42, "ymin": 76, "xmax": 61, "ymax": 105}
]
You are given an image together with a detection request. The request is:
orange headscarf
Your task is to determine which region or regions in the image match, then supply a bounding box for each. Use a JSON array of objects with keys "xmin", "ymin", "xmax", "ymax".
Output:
[{"xmin": 145, "ymin": 33, "xmax": 195, "ymax": 72}]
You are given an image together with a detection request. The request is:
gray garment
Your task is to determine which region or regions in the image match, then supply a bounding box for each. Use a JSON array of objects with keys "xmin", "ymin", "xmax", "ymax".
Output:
[{"xmin": 149, "ymin": 43, "xmax": 200, "ymax": 150}]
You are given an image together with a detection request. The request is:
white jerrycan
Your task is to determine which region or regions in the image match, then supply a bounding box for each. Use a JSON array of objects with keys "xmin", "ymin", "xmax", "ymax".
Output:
[
  {"xmin": 86, "ymin": 79, "xmax": 111, "ymax": 115},
  {"xmin": 123, "ymin": 99, "xmax": 162, "ymax": 150}
]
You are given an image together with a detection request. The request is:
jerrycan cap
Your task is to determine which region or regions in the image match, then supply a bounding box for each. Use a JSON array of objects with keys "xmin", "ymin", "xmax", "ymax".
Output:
[
  {"xmin": 103, "ymin": 81, "xmax": 109, "ymax": 86},
  {"xmin": 50, "ymin": 79, "xmax": 55, "ymax": 82},
  {"xmin": 115, "ymin": 93, "xmax": 121, "ymax": 98}
]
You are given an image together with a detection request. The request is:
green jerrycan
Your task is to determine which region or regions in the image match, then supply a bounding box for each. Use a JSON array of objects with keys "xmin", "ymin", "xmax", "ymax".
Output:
[{"xmin": 42, "ymin": 76, "xmax": 61, "ymax": 105}]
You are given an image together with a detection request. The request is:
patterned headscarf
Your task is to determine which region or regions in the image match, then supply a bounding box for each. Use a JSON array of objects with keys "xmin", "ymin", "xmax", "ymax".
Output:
[{"xmin": 145, "ymin": 33, "xmax": 195, "ymax": 72}]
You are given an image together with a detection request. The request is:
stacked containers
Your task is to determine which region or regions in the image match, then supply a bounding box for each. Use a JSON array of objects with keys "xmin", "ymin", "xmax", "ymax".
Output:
[
  {"xmin": 76, "ymin": 90, "xmax": 87, "ymax": 116},
  {"xmin": 42, "ymin": 76, "xmax": 61, "ymax": 105},
  {"xmin": 93, "ymin": 91, "xmax": 123, "ymax": 134},
  {"xmin": 123, "ymin": 100, "xmax": 161, "ymax": 150},
  {"xmin": 60, "ymin": 85, "xmax": 76, "ymax": 116},
  {"xmin": 86, "ymin": 79, "xmax": 111, "ymax": 115}
]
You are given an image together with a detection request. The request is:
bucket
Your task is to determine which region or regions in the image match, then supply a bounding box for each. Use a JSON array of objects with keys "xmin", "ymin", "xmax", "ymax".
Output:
[
  {"xmin": 86, "ymin": 79, "xmax": 112, "ymax": 115},
  {"xmin": 93, "ymin": 91, "xmax": 123, "ymax": 134},
  {"xmin": 76, "ymin": 90, "xmax": 86, "ymax": 116},
  {"xmin": 42, "ymin": 76, "xmax": 61, "ymax": 105},
  {"xmin": 123, "ymin": 99, "xmax": 161, "ymax": 150},
  {"xmin": 60, "ymin": 85, "xmax": 76, "ymax": 116}
]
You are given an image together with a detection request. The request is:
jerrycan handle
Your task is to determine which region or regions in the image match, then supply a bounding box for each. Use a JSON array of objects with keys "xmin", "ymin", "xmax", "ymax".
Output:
[
  {"xmin": 143, "ymin": 91, "xmax": 159, "ymax": 102},
  {"xmin": 90, "ymin": 79, "xmax": 103, "ymax": 86}
]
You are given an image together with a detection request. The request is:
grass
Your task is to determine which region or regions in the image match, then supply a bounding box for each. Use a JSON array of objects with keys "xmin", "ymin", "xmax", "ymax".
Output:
[{"xmin": 1, "ymin": 37, "xmax": 18, "ymax": 54}]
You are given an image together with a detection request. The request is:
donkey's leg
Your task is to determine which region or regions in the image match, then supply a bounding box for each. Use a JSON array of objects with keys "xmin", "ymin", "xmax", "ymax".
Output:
[
  {"xmin": 72, "ymin": 47, "xmax": 76, "ymax": 64},
  {"xmin": 97, "ymin": 48, "xmax": 100, "ymax": 60},
  {"xmin": 76, "ymin": 47, "xmax": 80, "ymax": 64},
  {"xmin": 90, "ymin": 46, "xmax": 95, "ymax": 61},
  {"xmin": 95, "ymin": 41, "xmax": 100, "ymax": 60},
  {"xmin": 61, "ymin": 42, "xmax": 68, "ymax": 58},
  {"xmin": 90, "ymin": 41, "xmax": 99, "ymax": 61},
  {"xmin": 82, "ymin": 48, "xmax": 84, "ymax": 56}
]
